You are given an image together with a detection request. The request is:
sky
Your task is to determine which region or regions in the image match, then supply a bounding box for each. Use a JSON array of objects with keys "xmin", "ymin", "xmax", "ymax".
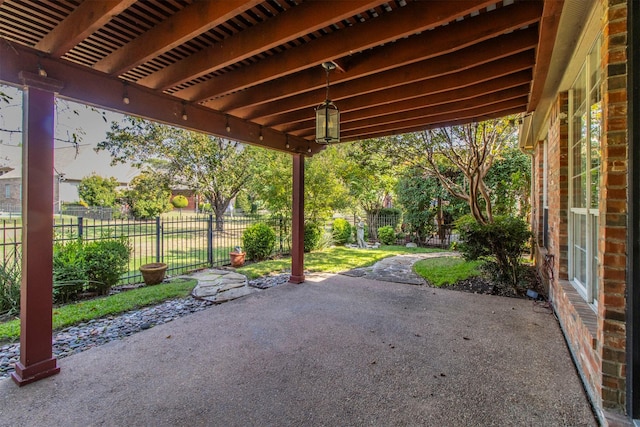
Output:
[{"xmin": 0, "ymin": 84, "xmax": 125, "ymax": 149}]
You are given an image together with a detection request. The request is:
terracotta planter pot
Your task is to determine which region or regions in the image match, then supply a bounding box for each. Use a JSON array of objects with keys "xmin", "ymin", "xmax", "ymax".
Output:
[
  {"xmin": 139, "ymin": 262, "xmax": 167, "ymax": 286},
  {"xmin": 229, "ymin": 252, "xmax": 246, "ymax": 267}
]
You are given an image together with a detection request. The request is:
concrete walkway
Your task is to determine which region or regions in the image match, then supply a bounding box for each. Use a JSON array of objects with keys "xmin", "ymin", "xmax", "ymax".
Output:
[{"xmin": 0, "ymin": 272, "xmax": 596, "ymax": 426}]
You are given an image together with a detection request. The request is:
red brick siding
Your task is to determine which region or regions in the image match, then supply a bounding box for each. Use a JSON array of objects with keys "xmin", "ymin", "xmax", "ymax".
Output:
[
  {"xmin": 598, "ymin": 0, "xmax": 628, "ymax": 412},
  {"xmin": 531, "ymin": 0, "xmax": 629, "ymax": 419}
]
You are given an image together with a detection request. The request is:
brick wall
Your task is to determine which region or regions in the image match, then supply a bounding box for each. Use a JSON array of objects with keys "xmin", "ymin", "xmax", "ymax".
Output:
[
  {"xmin": 531, "ymin": 0, "xmax": 629, "ymax": 419},
  {"xmin": 598, "ymin": 0, "xmax": 628, "ymax": 412}
]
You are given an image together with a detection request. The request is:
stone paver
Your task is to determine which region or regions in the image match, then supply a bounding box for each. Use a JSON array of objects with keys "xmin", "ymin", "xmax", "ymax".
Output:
[
  {"xmin": 189, "ymin": 269, "xmax": 260, "ymax": 303},
  {"xmin": 342, "ymin": 251, "xmax": 458, "ymax": 285}
]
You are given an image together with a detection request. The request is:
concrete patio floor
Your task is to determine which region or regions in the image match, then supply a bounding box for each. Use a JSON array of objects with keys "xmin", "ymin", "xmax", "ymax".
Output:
[{"xmin": 0, "ymin": 273, "xmax": 596, "ymax": 426}]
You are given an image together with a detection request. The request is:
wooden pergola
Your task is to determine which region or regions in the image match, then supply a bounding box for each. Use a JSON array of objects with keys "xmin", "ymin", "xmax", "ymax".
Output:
[{"xmin": 0, "ymin": 0, "xmax": 562, "ymax": 385}]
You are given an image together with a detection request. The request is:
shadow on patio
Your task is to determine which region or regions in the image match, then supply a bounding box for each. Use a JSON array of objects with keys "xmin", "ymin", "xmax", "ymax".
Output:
[{"xmin": 0, "ymin": 274, "xmax": 596, "ymax": 426}]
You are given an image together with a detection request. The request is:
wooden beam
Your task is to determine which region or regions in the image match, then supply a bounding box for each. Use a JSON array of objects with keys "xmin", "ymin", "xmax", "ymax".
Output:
[
  {"xmin": 236, "ymin": 28, "xmax": 538, "ymax": 121},
  {"xmin": 206, "ymin": 1, "xmax": 542, "ymax": 113},
  {"xmin": 528, "ymin": 0, "xmax": 565, "ymax": 112},
  {"xmin": 284, "ymin": 83, "xmax": 531, "ymax": 134},
  {"xmin": 135, "ymin": 0, "xmax": 382, "ymax": 89},
  {"xmin": 300, "ymin": 93, "xmax": 530, "ymax": 138},
  {"xmin": 0, "ymin": 43, "xmax": 325, "ymax": 155},
  {"xmin": 176, "ymin": 0, "xmax": 497, "ymax": 101},
  {"xmin": 34, "ymin": 0, "xmax": 136, "ymax": 57},
  {"xmin": 270, "ymin": 70, "xmax": 532, "ymax": 130},
  {"xmin": 340, "ymin": 106, "xmax": 527, "ymax": 142},
  {"xmin": 94, "ymin": 0, "xmax": 263, "ymax": 76}
]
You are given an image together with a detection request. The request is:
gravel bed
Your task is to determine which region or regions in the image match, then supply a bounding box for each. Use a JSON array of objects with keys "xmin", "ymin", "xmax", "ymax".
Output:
[{"xmin": 0, "ymin": 274, "xmax": 290, "ymax": 380}]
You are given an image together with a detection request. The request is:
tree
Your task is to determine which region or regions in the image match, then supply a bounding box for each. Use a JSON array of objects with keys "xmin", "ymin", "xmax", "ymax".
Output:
[
  {"xmin": 246, "ymin": 146, "xmax": 351, "ymax": 223},
  {"xmin": 98, "ymin": 117, "xmax": 260, "ymax": 229},
  {"xmin": 123, "ymin": 171, "xmax": 173, "ymax": 219},
  {"xmin": 363, "ymin": 118, "xmax": 519, "ymax": 225},
  {"xmin": 78, "ymin": 174, "xmax": 119, "ymax": 207},
  {"xmin": 484, "ymin": 146, "xmax": 531, "ymax": 218}
]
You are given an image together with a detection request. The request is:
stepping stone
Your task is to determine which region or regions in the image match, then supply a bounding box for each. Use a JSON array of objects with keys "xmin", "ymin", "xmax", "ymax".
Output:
[
  {"xmin": 203, "ymin": 286, "xmax": 258, "ymax": 304},
  {"xmin": 191, "ymin": 269, "xmax": 259, "ymax": 304}
]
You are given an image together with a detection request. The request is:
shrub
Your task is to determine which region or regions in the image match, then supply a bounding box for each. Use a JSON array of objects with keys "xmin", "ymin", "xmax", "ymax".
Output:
[
  {"xmin": 304, "ymin": 222, "xmax": 322, "ymax": 253},
  {"xmin": 53, "ymin": 239, "xmax": 87, "ymax": 303},
  {"xmin": 243, "ymin": 223, "xmax": 276, "ymax": 261},
  {"xmin": 332, "ymin": 218, "xmax": 352, "ymax": 245},
  {"xmin": 171, "ymin": 195, "xmax": 189, "ymax": 209},
  {"xmin": 377, "ymin": 225, "xmax": 396, "ymax": 245},
  {"xmin": 455, "ymin": 214, "xmax": 532, "ymax": 289},
  {"xmin": 52, "ymin": 238, "xmax": 131, "ymax": 299},
  {"xmin": 83, "ymin": 238, "xmax": 131, "ymax": 295},
  {"xmin": 0, "ymin": 257, "xmax": 21, "ymax": 316}
]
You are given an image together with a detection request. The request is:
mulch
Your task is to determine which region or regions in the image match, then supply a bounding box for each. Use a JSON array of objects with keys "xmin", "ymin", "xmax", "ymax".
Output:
[{"xmin": 429, "ymin": 265, "xmax": 548, "ymax": 301}]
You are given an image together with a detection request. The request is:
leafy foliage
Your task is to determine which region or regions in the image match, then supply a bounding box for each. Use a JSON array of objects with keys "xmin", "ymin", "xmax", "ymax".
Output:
[
  {"xmin": 485, "ymin": 146, "xmax": 531, "ymax": 217},
  {"xmin": 53, "ymin": 239, "xmax": 88, "ymax": 303},
  {"xmin": 361, "ymin": 118, "xmax": 522, "ymax": 225},
  {"xmin": 455, "ymin": 215, "xmax": 531, "ymax": 289},
  {"xmin": 78, "ymin": 174, "xmax": 120, "ymax": 207},
  {"xmin": 53, "ymin": 237, "xmax": 131, "ymax": 301},
  {"xmin": 124, "ymin": 171, "xmax": 173, "ymax": 219},
  {"xmin": 0, "ymin": 257, "xmax": 20, "ymax": 317},
  {"xmin": 171, "ymin": 195, "xmax": 189, "ymax": 209},
  {"xmin": 99, "ymin": 117, "xmax": 261, "ymax": 228},
  {"xmin": 83, "ymin": 239, "xmax": 131, "ymax": 295},
  {"xmin": 304, "ymin": 222, "xmax": 323, "ymax": 253},
  {"xmin": 377, "ymin": 225, "xmax": 396, "ymax": 245},
  {"xmin": 332, "ymin": 218, "xmax": 352, "ymax": 245},
  {"xmin": 242, "ymin": 223, "xmax": 276, "ymax": 261},
  {"xmin": 335, "ymin": 143, "xmax": 398, "ymax": 218}
]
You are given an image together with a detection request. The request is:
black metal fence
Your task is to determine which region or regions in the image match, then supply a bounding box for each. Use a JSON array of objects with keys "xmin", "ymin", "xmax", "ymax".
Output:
[{"xmin": 1, "ymin": 214, "xmax": 289, "ymax": 285}]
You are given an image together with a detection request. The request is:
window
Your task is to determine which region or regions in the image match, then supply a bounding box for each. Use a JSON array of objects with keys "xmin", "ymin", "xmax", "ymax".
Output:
[
  {"xmin": 4, "ymin": 184, "xmax": 9, "ymax": 199},
  {"xmin": 568, "ymin": 35, "xmax": 602, "ymax": 306}
]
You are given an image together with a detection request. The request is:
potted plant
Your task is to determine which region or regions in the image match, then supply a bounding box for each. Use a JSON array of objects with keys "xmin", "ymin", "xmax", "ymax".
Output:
[
  {"xmin": 139, "ymin": 262, "xmax": 168, "ymax": 286},
  {"xmin": 229, "ymin": 246, "xmax": 245, "ymax": 267}
]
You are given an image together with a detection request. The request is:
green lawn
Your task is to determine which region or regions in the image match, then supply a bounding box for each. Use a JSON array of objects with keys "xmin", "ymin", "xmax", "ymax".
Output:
[
  {"xmin": 0, "ymin": 277, "xmax": 197, "ymax": 343},
  {"xmin": 237, "ymin": 245, "xmax": 447, "ymax": 279},
  {"xmin": 413, "ymin": 256, "xmax": 484, "ymax": 287}
]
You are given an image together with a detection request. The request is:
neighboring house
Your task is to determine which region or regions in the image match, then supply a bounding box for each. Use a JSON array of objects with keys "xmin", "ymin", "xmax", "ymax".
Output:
[
  {"xmin": 521, "ymin": 0, "xmax": 636, "ymax": 423},
  {"xmin": 0, "ymin": 143, "xmax": 139, "ymax": 213}
]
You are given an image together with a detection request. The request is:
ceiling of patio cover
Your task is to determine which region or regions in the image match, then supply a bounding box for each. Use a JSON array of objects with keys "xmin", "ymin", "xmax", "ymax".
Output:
[{"xmin": 0, "ymin": 0, "xmax": 562, "ymax": 154}]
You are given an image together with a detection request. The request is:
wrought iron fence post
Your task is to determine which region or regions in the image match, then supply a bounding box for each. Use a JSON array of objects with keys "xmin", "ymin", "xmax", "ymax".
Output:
[
  {"xmin": 207, "ymin": 214, "xmax": 213, "ymax": 266},
  {"xmin": 77, "ymin": 217, "xmax": 83, "ymax": 239},
  {"xmin": 156, "ymin": 217, "xmax": 161, "ymax": 263},
  {"xmin": 279, "ymin": 215, "xmax": 284, "ymax": 253}
]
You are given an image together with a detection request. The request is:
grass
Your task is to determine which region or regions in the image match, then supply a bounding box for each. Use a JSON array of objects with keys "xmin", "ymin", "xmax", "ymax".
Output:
[
  {"xmin": 413, "ymin": 256, "xmax": 484, "ymax": 287},
  {"xmin": 237, "ymin": 245, "xmax": 447, "ymax": 279},
  {"xmin": 0, "ymin": 277, "xmax": 197, "ymax": 343}
]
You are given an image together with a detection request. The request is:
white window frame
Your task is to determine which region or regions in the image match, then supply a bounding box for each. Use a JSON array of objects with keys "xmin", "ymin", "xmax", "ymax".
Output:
[{"xmin": 567, "ymin": 35, "xmax": 602, "ymax": 308}]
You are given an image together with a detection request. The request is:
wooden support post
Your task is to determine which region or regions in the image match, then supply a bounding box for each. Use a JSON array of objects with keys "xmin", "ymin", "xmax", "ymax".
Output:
[
  {"xmin": 11, "ymin": 72, "xmax": 63, "ymax": 386},
  {"xmin": 289, "ymin": 154, "xmax": 305, "ymax": 284}
]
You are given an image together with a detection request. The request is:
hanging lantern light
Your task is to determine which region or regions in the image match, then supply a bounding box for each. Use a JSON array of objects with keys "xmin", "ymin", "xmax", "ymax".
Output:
[{"xmin": 315, "ymin": 62, "xmax": 340, "ymax": 144}]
